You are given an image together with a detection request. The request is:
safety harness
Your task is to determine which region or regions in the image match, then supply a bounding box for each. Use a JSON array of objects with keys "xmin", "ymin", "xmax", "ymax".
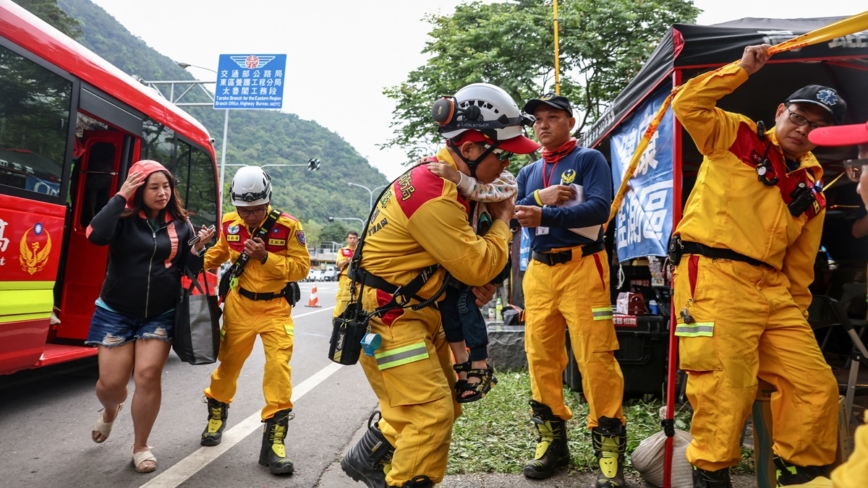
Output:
[
  {"xmin": 218, "ymin": 209, "xmax": 300, "ymax": 306},
  {"xmin": 328, "ymin": 166, "xmax": 451, "ymax": 365}
]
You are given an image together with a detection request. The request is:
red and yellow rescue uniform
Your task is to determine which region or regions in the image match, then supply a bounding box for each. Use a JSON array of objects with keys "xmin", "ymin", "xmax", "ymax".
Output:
[
  {"xmin": 357, "ymin": 148, "xmax": 510, "ymax": 486},
  {"xmin": 672, "ymin": 64, "xmax": 838, "ymax": 471},
  {"xmin": 203, "ymin": 207, "xmax": 310, "ymax": 421},
  {"xmin": 333, "ymin": 245, "xmax": 355, "ymax": 318}
]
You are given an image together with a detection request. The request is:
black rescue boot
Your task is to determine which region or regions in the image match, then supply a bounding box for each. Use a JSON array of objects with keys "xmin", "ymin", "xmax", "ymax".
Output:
[
  {"xmin": 200, "ymin": 397, "xmax": 229, "ymax": 446},
  {"xmin": 341, "ymin": 411, "xmax": 395, "ymax": 488},
  {"xmin": 523, "ymin": 400, "xmax": 570, "ymax": 479},
  {"xmin": 258, "ymin": 409, "xmax": 294, "ymax": 475},
  {"xmin": 592, "ymin": 416, "xmax": 627, "ymax": 487},
  {"xmin": 692, "ymin": 466, "xmax": 733, "ymax": 488},
  {"xmin": 774, "ymin": 456, "xmax": 831, "ymax": 487}
]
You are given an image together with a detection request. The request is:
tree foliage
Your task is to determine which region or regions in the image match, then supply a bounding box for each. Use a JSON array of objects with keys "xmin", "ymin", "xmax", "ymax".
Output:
[
  {"xmin": 383, "ymin": 0, "xmax": 700, "ymax": 163},
  {"xmin": 13, "ymin": 0, "xmax": 82, "ymax": 39}
]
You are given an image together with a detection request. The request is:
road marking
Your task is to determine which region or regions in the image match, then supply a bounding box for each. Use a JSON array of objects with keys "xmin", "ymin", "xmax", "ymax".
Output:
[
  {"xmin": 293, "ymin": 306, "xmax": 334, "ymax": 318},
  {"xmin": 139, "ymin": 362, "xmax": 345, "ymax": 488}
]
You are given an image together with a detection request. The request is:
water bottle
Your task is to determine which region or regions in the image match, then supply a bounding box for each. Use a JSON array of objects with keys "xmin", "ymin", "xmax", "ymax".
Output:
[
  {"xmin": 495, "ymin": 297, "xmax": 503, "ymax": 321},
  {"xmin": 649, "ymin": 300, "xmax": 659, "ymax": 315}
]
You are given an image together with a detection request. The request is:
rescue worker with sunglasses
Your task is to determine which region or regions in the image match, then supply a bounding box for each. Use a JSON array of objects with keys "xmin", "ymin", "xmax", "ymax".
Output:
[
  {"xmin": 198, "ymin": 166, "xmax": 310, "ymax": 476},
  {"xmin": 671, "ymin": 44, "xmax": 847, "ymax": 488},
  {"xmin": 809, "ymin": 120, "xmax": 868, "ymax": 488},
  {"xmin": 339, "ymin": 83, "xmax": 538, "ymax": 488},
  {"xmin": 514, "ymin": 93, "xmax": 627, "ymax": 488}
]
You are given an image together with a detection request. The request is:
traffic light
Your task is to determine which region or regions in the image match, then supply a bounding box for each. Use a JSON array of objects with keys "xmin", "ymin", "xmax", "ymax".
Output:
[{"xmin": 307, "ymin": 158, "xmax": 321, "ymax": 171}]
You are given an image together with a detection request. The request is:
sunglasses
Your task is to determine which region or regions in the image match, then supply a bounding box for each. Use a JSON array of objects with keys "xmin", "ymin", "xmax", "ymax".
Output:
[
  {"xmin": 483, "ymin": 144, "xmax": 513, "ymax": 162},
  {"xmin": 844, "ymin": 159, "xmax": 868, "ymax": 182}
]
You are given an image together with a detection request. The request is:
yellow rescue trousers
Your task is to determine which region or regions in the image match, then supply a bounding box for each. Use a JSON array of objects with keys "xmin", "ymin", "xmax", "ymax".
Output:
[
  {"xmin": 204, "ymin": 291, "xmax": 294, "ymax": 421},
  {"xmin": 524, "ymin": 246, "xmax": 625, "ymax": 428},
  {"xmin": 674, "ymin": 255, "xmax": 838, "ymax": 471},
  {"xmin": 831, "ymin": 413, "xmax": 868, "ymax": 487},
  {"xmin": 334, "ymin": 275, "xmax": 351, "ymax": 318},
  {"xmin": 358, "ymin": 286, "xmax": 460, "ymax": 486}
]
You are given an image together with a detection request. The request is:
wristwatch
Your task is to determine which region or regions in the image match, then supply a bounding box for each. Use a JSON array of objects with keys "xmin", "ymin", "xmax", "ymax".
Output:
[{"xmin": 260, "ymin": 253, "xmax": 268, "ymax": 264}]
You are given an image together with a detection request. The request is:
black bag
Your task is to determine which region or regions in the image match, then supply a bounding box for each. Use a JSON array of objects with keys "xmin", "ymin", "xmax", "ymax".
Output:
[
  {"xmin": 328, "ymin": 302, "xmax": 369, "ymax": 365},
  {"xmin": 174, "ymin": 270, "xmax": 222, "ymax": 365}
]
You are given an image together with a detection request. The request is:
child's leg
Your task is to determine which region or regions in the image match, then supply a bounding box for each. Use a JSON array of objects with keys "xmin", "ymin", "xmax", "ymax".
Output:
[
  {"xmin": 456, "ymin": 288, "xmax": 496, "ymax": 401},
  {"xmin": 441, "ymin": 287, "xmax": 469, "ymax": 381}
]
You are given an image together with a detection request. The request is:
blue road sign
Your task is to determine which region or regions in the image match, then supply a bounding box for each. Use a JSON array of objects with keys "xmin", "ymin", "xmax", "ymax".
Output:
[{"xmin": 214, "ymin": 54, "xmax": 287, "ymax": 110}]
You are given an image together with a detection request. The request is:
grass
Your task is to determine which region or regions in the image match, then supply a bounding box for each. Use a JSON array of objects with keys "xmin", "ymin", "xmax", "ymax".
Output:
[{"xmin": 447, "ymin": 369, "xmax": 755, "ymax": 475}]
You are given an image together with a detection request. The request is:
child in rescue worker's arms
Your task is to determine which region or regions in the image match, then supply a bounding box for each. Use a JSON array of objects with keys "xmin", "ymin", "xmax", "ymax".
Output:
[{"xmin": 427, "ymin": 161, "xmax": 516, "ymax": 403}]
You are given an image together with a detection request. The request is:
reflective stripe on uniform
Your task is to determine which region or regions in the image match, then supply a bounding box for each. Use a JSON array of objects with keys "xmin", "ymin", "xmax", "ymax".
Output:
[
  {"xmin": 675, "ymin": 322, "xmax": 715, "ymax": 337},
  {"xmin": 375, "ymin": 341, "xmax": 429, "ymax": 370},
  {"xmin": 284, "ymin": 324, "xmax": 294, "ymax": 336},
  {"xmin": 592, "ymin": 307, "xmax": 613, "ymax": 321}
]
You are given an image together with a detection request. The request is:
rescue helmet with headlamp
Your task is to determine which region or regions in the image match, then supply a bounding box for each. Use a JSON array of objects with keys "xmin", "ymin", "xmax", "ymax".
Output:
[
  {"xmin": 432, "ymin": 84, "xmax": 538, "ymax": 178},
  {"xmin": 230, "ymin": 166, "xmax": 272, "ymax": 207},
  {"xmin": 433, "ymin": 83, "xmax": 538, "ymax": 155}
]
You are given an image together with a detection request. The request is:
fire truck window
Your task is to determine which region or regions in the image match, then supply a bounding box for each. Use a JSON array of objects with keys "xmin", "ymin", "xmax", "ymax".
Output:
[
  {"xmin": 141, "ymin": 120, "xmax": 175, "ymax": 167},
  {"xmin": 186, "ymin": 147, "xmax": 218, "ymax": 230},
  {"xmin": 0, "ymin": 44, "xmax": 71, "ymax": 196},
  {"xmin": 173, "ymin": 140, "xmax": 191, "ymax": 205},
  {"xmin": 79, "ymin": 143, "xmax": 116, "ymax": 227}
]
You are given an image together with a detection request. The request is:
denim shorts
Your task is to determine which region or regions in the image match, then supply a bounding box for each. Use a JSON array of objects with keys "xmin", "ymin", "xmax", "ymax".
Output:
[{"xmin": 85, "ymin": 306, "xmax": 174, "ymax": 347}]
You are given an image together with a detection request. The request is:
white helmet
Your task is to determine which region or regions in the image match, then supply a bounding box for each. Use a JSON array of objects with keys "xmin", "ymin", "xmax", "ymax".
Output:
[
  {"xmin": 435, "ymin": 83, "xmax": 532, "ymax": 142},
  {"xmin": 230, "ymin": 166, "xmax": 272, "ymax": 207}
]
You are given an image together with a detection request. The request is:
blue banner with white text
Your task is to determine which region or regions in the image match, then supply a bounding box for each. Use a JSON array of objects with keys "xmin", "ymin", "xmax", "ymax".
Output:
[{"xmin": 610, "ymin": 88, "xmax": 674, "ymax": 262}]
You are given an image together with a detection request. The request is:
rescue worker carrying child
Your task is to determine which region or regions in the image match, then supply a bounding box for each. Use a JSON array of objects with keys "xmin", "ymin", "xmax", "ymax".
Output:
[{"xmin": 339, "ymin": 83, "xmax": 538, "ymax": 488}]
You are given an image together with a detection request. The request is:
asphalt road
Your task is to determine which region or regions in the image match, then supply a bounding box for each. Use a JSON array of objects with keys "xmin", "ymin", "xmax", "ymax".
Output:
[{"xmin": 0, "ymin": 282, "xmax": 378, "ymax": 488}]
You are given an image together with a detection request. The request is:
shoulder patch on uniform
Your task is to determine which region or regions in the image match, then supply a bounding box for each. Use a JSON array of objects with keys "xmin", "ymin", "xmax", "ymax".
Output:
[
  {"xmin": 396, "ymin": 165, "xmax": 446, "ymax": 219},
  {"xmin": 295, "ymin": 230, "xmax": 306, "ymax": 245}
]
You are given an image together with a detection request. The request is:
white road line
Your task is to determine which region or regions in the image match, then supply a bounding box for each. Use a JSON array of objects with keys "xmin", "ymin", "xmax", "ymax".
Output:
[
  {"xmin": 293, "ymin": 306, "xmax": 334, "ymax": 318},
  {"xmin": 139, "ymin": 362, "xmax": 345, "ymax": 488}
]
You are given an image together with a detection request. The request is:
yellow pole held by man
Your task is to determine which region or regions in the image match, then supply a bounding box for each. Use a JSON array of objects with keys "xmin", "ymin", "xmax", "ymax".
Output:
[{"xmin": 607, "ymin": 10, "xmax": 868, "ymax": 223}]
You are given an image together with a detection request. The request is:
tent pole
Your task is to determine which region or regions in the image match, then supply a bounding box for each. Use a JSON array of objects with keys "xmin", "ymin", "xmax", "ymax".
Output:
[{"xmin": 553, "ymin": 0, "xmax": 560, "ymax": 94}]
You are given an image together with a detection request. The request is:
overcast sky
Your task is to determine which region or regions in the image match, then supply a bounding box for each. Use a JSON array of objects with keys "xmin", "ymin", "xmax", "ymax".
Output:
[{"xmin": 88, "ymin": 0, "xmax": 861, "ymax": 180}]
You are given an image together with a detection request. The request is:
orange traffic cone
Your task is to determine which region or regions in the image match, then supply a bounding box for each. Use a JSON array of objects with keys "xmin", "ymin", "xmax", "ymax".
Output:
[{"xmin": 306, "ymin": 285, "xmax": 321, "ymax": 308}]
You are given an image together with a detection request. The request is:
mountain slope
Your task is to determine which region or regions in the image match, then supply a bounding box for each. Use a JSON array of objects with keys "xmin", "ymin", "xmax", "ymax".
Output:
[{"xmin": 50, "ymin": 0, "xmax": 389, "ymax": 225}]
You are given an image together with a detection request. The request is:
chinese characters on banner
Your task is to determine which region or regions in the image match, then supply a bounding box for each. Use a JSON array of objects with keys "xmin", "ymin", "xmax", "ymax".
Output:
[
  {"xmin": 610, "ymin": 88, "xmax": 674, "ymax": 262},
  {"xmin": 214, "ymin": 54, "xmax": 287, "ymax": 110}
]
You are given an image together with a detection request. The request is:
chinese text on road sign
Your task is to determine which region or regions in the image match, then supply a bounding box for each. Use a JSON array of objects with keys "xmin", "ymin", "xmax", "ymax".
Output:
[{"xmin": 214, "ymin": 54, "xmax": 287, "ymax": 110}]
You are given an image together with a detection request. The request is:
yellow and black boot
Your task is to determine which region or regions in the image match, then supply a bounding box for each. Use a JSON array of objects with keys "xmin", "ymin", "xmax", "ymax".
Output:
[
  {"xmin": 259, "ymin": 409, "xmax": 294, "ymax": 475},
  {"xmin": 341, "ymin": 411, "xmax": 395, "ymax": 488},
  {"xmin": 592, "ymin": 416, "xmax": 627, "ymax": 487},
  {"xmin": 774, "ymin": 457, "xmax": 831, "ymax": 487},
  {"xmin": 523, "ymin": 400, "xmax": 570, "ymax": 479},
  {"xmin": 692, "ymin": 466, "xmax": 733, "ymax": 488},
  {"xmin": 200, "ymin": 397, "xmax": 229, "ymax": 447}
]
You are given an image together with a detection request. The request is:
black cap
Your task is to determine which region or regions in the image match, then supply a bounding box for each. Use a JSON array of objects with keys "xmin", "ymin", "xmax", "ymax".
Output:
[
  {"xmin": 523, "ymin": 93, "xmax": 573, "ymax": 117},
  {"xmin": 785, "ymin": 85, "xmax": 847, "ymax": 125}
]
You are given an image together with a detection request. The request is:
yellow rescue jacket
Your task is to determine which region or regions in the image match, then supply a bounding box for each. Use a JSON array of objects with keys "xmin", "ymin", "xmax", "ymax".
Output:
[
  {"xmin": 359, "ymin": 148, "xmax": 511, "ymax": 299},
  {"xmin": 205, "ymin": 206, "xmax": 311, "ymax": 294},
  {"xmin": 673, "ymin": 64, "xmax": 826, "ymax": 316}
]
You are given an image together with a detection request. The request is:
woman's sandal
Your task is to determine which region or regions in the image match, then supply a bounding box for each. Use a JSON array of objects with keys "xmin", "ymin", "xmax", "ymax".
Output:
[
  {"xmin": 132, "ymin": 447, "xmax": 157, "ymax": 473},
  {"xmin": 91, "ymin": 403, "xmax": 123, "ymax": 444},
  {"xmin": 455, "ymin": 364, "xmax": 498, "ymax": 404}
]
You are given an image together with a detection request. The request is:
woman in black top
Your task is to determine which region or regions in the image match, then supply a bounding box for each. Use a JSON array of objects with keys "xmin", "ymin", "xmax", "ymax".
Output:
[{"xmin": 85, "ymin": 160, "xmax": 214, "ymax": 473}]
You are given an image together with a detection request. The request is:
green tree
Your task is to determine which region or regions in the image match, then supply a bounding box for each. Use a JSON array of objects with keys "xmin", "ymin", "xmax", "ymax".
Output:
[
  {"xmin": 301, "ymin": 219, "xmax": 323, "ymax": 248},
  {"xmin": 320, "ymin": 222, "xmax": 349, "ymax": 245},
  {"xmin": 13, "ymin": 0, "xmax": 82, "ymax": 39},
  {"xmin": 383, "ymin": 0, "xmax": 700, "ymax": 164}
]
